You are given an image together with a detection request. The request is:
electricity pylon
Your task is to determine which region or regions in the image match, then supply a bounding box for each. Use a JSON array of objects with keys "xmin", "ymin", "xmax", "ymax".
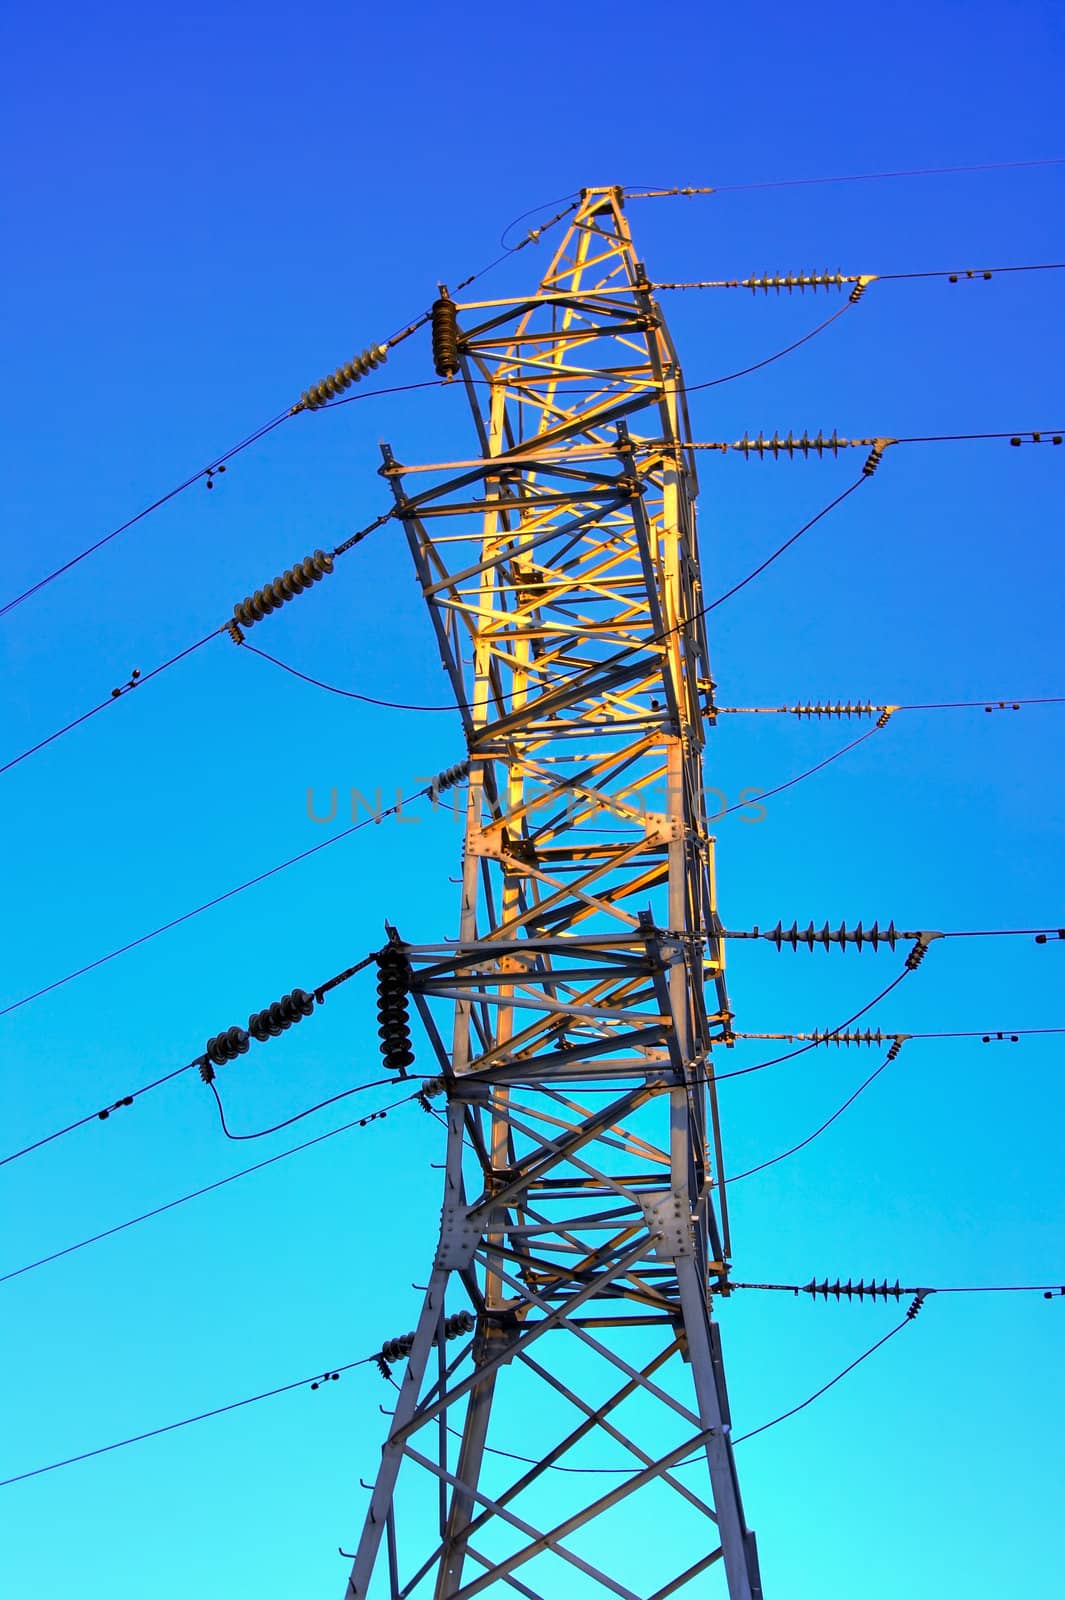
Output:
[{"xmin": 343, "ymin": 187, "xmax": 763, "ymax": 1600}]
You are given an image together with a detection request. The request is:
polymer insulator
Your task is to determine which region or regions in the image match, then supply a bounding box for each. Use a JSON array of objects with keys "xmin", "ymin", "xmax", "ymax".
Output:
[
  {"xmin": 906, "ymin": 1290, "xmax": 931, "ymax": 1319},
  {"xmin": 431, "ymin": 760, "xmax": 470, "ymax": 799},
  {"xmin": 296, "ymin": 344, "xmax": 388, "ymax": 412},
  {"xmin": 204, "ymin": 1024, "xmax": 250, "ymax": 1068},
  {"xmin": 790, "ymin": 701, "xmax": 876, "ymax": 720},
  {"xmin": 802, "ymin": 1277, "xmax": 906, "ymax": 1304},
  {"xmin": 741, "ymin": 271, "xmax": 851, "ymax": 294},
  {"xmin": 875, "ymin": 709, "xmax": 895, "ymax": 729},
  {"xmin": 224, "ymin": 620, "xmax": 245, "ymax": 645},
  {"xmin": 431, "ymin": 291, "xmax": 461, "ymax": 379},
  {"xmin": 762, "ymin": 919, "xmax": 902, "ymax": 954},
  {"xmin": 731, "ymin": 430, "xmax": 857, "ymax": 461},
  {"xmin": 809, "ymin": 1028, "xmax": 898, "ymax": 1048},
  {"xmin": 248, "ymin": 987, "xmax": 315, "ymax": 1042},
  {"xmin": 885, "ymin": 1038, "xmax": 905, "ymax": 1061},
  {"xmin": 377, "ymin": 944, "xmax": 415, "ymax": 1072},
  {"xmin": 231, "ymin": 550, "xmax": 335, "ymax": 631}
]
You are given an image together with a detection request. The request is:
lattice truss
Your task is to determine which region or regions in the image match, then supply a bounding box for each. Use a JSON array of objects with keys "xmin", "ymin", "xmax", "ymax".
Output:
[{"xmin": 344, "ymin": 190, "xmax": 762, "ymax": 1600}]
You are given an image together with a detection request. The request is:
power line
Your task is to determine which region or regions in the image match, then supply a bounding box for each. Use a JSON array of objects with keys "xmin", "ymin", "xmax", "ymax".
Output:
[
  {"xmin": 0, "ymin": 201, "xmax": 583, "ymax": 626},
  {"xmin": 0, "ymin": 954, "xmax": 382, "ymax": 1170},
  {"xmin": 657, "ymin": 260, "xmax": 1065, "ymax": 290},
  {"xmin": 0, "ymin": 1059, "xmax": 200, "ymax": 1170},
  {"xmin": 719, "ymin": 922, "xmax": 1065, "ymax": 950},
  {"xmin": 0, "ymin": 508, "xmax": 395, "ymax": 781},
  {"xmin": 239, "ymin": 642, "xmax": 459, "ymax": 711},
  {"xmin": 516, "ymin": 966, "xmax": 917, "ymax": 1100},
  {"xmin": 321, "ymin": 307, "xmax": 853, "ymax": 411},
  {"xmin": 0, "ymin": 1357, "xmax": 376, "ymax": 1489},
  {"xmin": 727, "ymin": 1278, "xmax": 1065, "ymax": 1298},
  {"xmin": 242, "ymin": 472, "xmax": 874, "ymax": 717},
  {"xmin": 0, "ymin": 778, "xmax": 452, "ymax": 1023},
  {"xmin": 0, "ymin": 629, "xmax": 219, "ymax": 779},
  {"xmin": 730, "ymin": 1310, "xmax": 918, "ymax": 1446},
  {"xmin": 683, "ymin": 304, "xmax": 854, "ymax": 392},
  {"xmin": 701, "ymin": 475, "xmax": 868, "ymax": 608},
  {"xmin": 727, "ymin": 1047, "xmax": 901, "ymax": 1182},
  {"xmin": 622, "ymin": 157, "xmax": 1065, "ymax": 199},
  {"xmin": 715, "ymin": 695, "xmax": 1065, "ymax": 718},
  {"xmin": 0, "ymin": 410, "xmax": 292, "ymax": 622},
  {"xmin": 729, "ymin": 1026, "xmax": 1065, "ymax": 1046},
  {"xmin": 689, "ymin": 427, "xmax": 1063, "ymax": 458},
  {"xmin": 0, "ymin": 1092, "xmax": 423, "ymax": 1287},
  {"xmin": 206, "ymin": 1077, "xmax": 413, "ymax": 1141},
  {"xmin": 9, "ymin": 1283, "xmax": 1005, "ymax": 1487}
]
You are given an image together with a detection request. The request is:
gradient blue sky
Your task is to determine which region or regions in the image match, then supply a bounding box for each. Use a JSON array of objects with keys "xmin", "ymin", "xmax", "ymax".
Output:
[{"xmin": 1, "ymin": 3, "xmax": 1063, "ymax": 1595}]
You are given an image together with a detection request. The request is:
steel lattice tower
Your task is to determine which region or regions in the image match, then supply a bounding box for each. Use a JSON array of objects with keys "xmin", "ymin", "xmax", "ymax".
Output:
[{"xmin": 344, "ymin": 187, "xmax": 763, "ymax": 1600}]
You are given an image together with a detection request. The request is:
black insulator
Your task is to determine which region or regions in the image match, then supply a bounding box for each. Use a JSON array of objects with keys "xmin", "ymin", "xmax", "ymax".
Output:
[
  {"xmin": 248, "ymin": 987, "xmax": 315, "ymax": 1043},
  {"xmin": 443, "ymin": 1310, "xmax": 475, "ymax": 1339},
  {"xmin": 431, "ymin": 294, "xmax": 461, "ymax": 379},
  {"xmin": 431, "ymin": 760, "xmax": 469, "ymax": 799},
  {"xmin": 297, "ymin": 344, "xmax": 388, "ymax": 412},
  {"xmin": 376, "ymin": 1311, "xmax": 473, "ymax": 1372},
  {"xmin": 906, "ymin": 1292, "xmax": 930, "ymax": 1320},
  {"xmin": 232, "ymin": 550, "xmax": 335, "ymax": 630},
  {"xmin": 205, "ymin": 1024, "xmax": 250, "ymax": 1067},
  {"xmin": 885, "ymin": 1039, "xmax": 905, "ymax": 1060},
  {"xmin": 377, "ymin": 945, "xmax": 414, "ymax": 1072},
  {"xmin": 381, "ymin": 1332, "xmax": 416, "ymax": 1363}
]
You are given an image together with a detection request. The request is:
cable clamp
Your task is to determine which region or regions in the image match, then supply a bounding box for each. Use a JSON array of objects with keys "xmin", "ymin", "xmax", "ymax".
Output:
[
  {"xmin": 906, "ymin": 1288, "xmax": 934, "ymax": 1319},
  {"xmin": 904, "ymin": 931, "xmax": 942, "ymax": 971},
  {"xmin": 848, "ymin": 274, "xmax": 878, "ymax": 304},
  {"xmin": 862, "ymin": 437, "xmax": 896, "ymax": 475}
]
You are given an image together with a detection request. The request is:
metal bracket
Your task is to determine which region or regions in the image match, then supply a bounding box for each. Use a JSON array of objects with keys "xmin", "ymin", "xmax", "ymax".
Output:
[
  {"xmin": 642, "ymin": 810, "xmax": 683, "ymax": 844},
  {"xmin": 638, "ymin": 1188, "xmax": 695, "ymax": 1260},
  {"xmin": 434, "ymin": 1202, "xmax": 480, "ymax": 1269}
]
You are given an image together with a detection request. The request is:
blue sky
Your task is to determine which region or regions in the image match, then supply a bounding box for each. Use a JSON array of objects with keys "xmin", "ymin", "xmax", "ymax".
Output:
[{"xmin": 1, "ymin": 2, "xmax": 1062, "ymax": 1595}]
